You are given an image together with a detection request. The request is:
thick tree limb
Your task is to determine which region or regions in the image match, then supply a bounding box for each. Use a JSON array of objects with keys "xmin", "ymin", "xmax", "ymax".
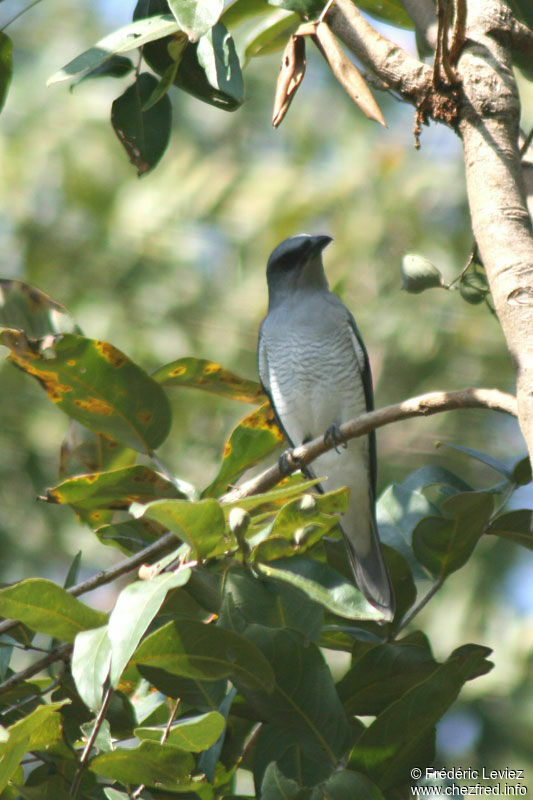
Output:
[
  {"xmin": 222, "ymin": 388, "xmax": 517, "ymax": 503},
  {"xmin": 327, "ymin": 0, "xmax": 533, "ymax": 466}
]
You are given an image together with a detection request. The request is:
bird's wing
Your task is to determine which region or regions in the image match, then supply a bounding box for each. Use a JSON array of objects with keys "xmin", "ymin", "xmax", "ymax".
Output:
[{"xmin": 257, "ymin": 320, "xmax": 298, "ymax": 449}]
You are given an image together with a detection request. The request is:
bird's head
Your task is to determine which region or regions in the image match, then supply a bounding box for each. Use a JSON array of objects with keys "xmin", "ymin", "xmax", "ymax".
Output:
[{"xmin": 265, "ymin": 234, "xmax": 333, "ymax": 303}]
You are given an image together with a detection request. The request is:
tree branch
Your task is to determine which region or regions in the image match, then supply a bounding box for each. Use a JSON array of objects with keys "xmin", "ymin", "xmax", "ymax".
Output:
[{"xmin": 222, "ymin": 388, "xmax": 517, "ymax": 503}]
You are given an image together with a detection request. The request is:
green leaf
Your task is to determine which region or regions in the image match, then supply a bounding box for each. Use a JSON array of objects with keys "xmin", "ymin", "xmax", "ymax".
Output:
[
  {"xmin": 45, "ymin": 465, "xmax": 184, "ymax": 511},
  {"xmin": 256, "ymin": 557, "xmax": 384, "ymax": 621},
  {"xmin": 222, "ymin": 0, "xmax": 275, "ymax": 29},
  {"xmin": 459, "ymin": 271, "xmax": 489, "ymax": 305},
  {"xmin": 512, "ymin": 456, "xmax": 531, "ymax": 486},
  {"xmin": 235, "ymin": 627, "xmax": 352, "ymax": 762},
  {"xmin": 438, "ymin": 441, "xmax": 513, "ymax": 478},
  {"xmin": 0, "ymin": 579, "xmax": 106, "ymax": 642},
  {"xmin": 377, "ymin": 484, "xmax": 438, "ymax": 578},
  {"xmin": 401, "ymin": 253, "xmax": 444, "ymax": 293},
  {"xmin": 486, "ymin": 509, "xmax": 533, "ymax": 550},
  {"xmin": 176, "ymin": 22, "xmax": 244, "ymax": 110},
  {"xmin": 267, "ymin": 0, "xmax": 322, "ymax": 16},
  {"xmin": 314, "ymin": 770, "xmax": 386, "ymax": 800},
  {"xmin": 90, "ymin": 740, "xmax": 194, "ymax": 790},
  {"xmin": 412, "ymin": 491, "xmax": 494, "ymax": 579},
  {"xmin": 349, "ymin": 645, "xmax": 493, "ymax": 790},
  {"xmin": 509, "ymin": 0, "xmax": 533, "ymax": 29},
  {"xmin": 241, "ymin": 11, "xmax": 299, "ymax": 63},
  {"xmin": 108, "ymin": 570, "xmax": 192, "ymax": 686},
  {"xmin": 96, "ymin": 517, "xmax": 168, "ymax": 554},
  {"xmin": 142, "ymin": 60, "xmax": 179, "ymax": 110},
  {"xmin": 400, "ymin": 465, "xmax": 472, "ymax": 496},
  {"xmin": 0, "ymin": 33, "xmax": 12, "ymax": 114},
  {"xmin": 131, "ymin": 618, "xmax": 275, "ymax": 690},
  {"xmin": 254, "ymin": 723, "xmax": 334, "ymax": 793},
  {"xmin": 152, "ymin": 357, "xmax": 265, "ymax": 403},
  {"xmin": 0, "ymin": 702, "xmax": 68, "ymax": 791},
  {"xmin": 337, "ymin": 632, "xmax": 438, "ymax": 716},
  {"xmin": 168, "ymin": 0, "xmax": 224, "ymax": 40},
  {"xmin": 59, "ymin": 422, "xmax": 136, "ymax": 480},
  {"xmin": 111, "ymin": 72, "xmax": 172, "ymax": 175},
  {"xmin": 47, "ymin": 14, "xmax": 180, "ymax": 85},
  {"xmin": 356, "ymin": 0, "xmax": 414, "ymax": 29},
  {"xmin": 138, "ymin": 668, "xmax": 227, "ymax": 707},
  {"xmin": 71, "ymin": 626, "xmax": 112, "ymax": 711},
  {"xmin": 142, "ymin": 497, "xmax": 227, "ymax": 558},
  {"xmin": 136, "ymin": 710, "xmax": 225, "ymax": 751},
  {"xmin": 1, "ymin": 331, "xmax": 171, "ymax": 453},
  {"xmin": 0, "ymin": 279, "xmax": 79, "ymax": 337},
  {"xmin": 203, "ymin": 402, "xmax": 283, "ymax": 497},
  {"xmin": 219, "ymin": 566, "xmax": 323, "ymax": 643},
  {"xmin": 71, "ymin": 54, "xmax": 135, "ymax": 89},
  {"xmin": 260, "ymin": 762, "xmax": 304, "ymax": 799}
]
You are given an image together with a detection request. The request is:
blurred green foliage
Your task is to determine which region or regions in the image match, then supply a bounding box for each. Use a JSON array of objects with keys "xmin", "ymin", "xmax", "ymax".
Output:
[{"xmin": 0, "ymin": 0, "xmax": 532, "ymax": 797}]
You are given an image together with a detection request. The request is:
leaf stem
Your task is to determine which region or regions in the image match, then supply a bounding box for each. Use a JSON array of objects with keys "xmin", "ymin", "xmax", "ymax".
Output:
[
  {"xmin": 398, "ymin": 577, "xmax": 444, "ymax": 631},
  {"xmin": 1, "ymin": 0, "xmax": 42, "ymax": 32},
  {"xmin": 69, "ymin": 685, "xmax": 113, "ymax": 798}
]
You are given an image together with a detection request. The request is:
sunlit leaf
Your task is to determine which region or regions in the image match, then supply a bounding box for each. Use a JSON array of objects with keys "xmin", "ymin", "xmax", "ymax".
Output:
[
  {"xmin": 256, "ymin": 557, "xmax": 383, "ymax": 621},
  {"xmin": 136, "ymin": 710, "xmax": 225, "ymax": 751},
  {"xmin": 0, "ymin": 579, "xmax": 106, "ymax": 642},
  {"xmin": 412, "ymin": 491, "xmax": 493, "ymax": 579},
  {"xmin": 167, "ymin": 0, "xmax": 224, "ymax": 40},
  {"xmin": 349, "ymin": 645, "xmax": 493, "ymax": 790},
  {"xmin": 70, "ymin": 54, "xmax": 134, "ymax": 89},
  {"xmin": 203, "ymin": 402, "xmax": 283, "ymax": 497},
  {"xmin": 357, "ymin": 0, "xmax": 414, "ymax": 28},
  {"xmin": 111, "ymin": 73, "xmax": 172, "ymax": 175},
  {"xmin": 242, "ymin": 11, "xmax": 299, "ymax": 63},
  {"xmin": 153, "ymin": 357, "xmax": 265, "ymax": 403},
  {"xmin": 268, "ymin": 0, "xmax": 322, "ymax": 16},
  {"xmin": 108, "ymin": 570, "xmax": 192, "ymax": 686},
  {"xmin": 47, "ymin": 15, "xmax": 180, "ymax": 85},
  {"xmin": 130, "ymin": 618, "xmax": 275, "ymax": 690},
  {"xmin": 71, "ymin": 626, "xmax": 112, "ymax": 711},
  {"xmin": 176, "ymin": 22, "xmax": 244, "ymax": 109},
  {"xmin": 90, "ymin": 741, "xmax": 194, "ymax": 789},
  {"xmin": 0, "ymin": 331, "xmax": 171, "ymax": 453},
  {"xmin": 44, "ymin": 465, "xmax": 184, "ymax": 510},
  {"xmin": 0, "ymin": 279, "xmax": 79, "ymax": 337},
  {"xmin": 222, "ymin": 0, "xmax": 274, "ymax": 28},
  {"xmin": 143, "ymin": 497, "xmax": 227, "ymax": 558}
]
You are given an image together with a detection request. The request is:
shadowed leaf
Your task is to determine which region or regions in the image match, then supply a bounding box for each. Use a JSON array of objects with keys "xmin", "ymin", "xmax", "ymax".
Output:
[
  {"xmin": 486, "ymin": 509, "xmax": 533, "ymax": 550},
  {"xmin": 0, "ymin": 33, "xmax": 13, "ymax": 114},
  {"xmin": 0, "ymin": 279, "xmax": 79, "ymax": 338},
  {"xmin": 111, "ymin": 72, "xmax": 172, "ymax": 175}
]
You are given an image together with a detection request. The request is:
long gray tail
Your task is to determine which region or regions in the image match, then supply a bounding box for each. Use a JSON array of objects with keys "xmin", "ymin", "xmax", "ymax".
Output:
[{"xmin": 343, "ymin": 518, "xmax": 395, "ymax": 621}]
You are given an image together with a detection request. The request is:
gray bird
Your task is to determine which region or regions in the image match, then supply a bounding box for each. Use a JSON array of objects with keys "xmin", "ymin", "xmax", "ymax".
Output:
[{"xmin": 258, "ymin": 233, "xmax": 394, "ymax": 620}]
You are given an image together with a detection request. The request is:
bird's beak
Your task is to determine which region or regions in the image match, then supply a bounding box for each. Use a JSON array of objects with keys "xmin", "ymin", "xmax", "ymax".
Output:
[{"xmin": 309, "ymin": 234, "xmax": 333, "ymax": 254}]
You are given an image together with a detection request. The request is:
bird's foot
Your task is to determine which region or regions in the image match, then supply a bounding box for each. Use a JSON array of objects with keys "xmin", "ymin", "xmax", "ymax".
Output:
[
  {"xmin": 324, "ymin": 423, "xmax": 347, "ymax": 454},
  {"xmin": 278, "ymin": 448, "xmax": 301, "ymax": 476}
]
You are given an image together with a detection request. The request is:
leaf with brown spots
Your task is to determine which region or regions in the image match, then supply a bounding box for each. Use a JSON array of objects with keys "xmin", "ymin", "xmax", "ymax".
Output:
[
  {"xmin": 152, "ymin": 357, "xmax": 265, "ymax": 404},
  {"xmin": 0, "ymin": 330, "xmax": 171, "ymax": 452},
  {"xmin": 43, "ymin": 465, "xmax": 186, "ymax": 512},
  {"xmin": 202, "ymin": 402, "xmax": 283, "ymax": 498}
]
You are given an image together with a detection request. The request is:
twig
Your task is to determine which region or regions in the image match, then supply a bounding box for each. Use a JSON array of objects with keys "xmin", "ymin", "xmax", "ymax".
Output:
[
  {"xmin": 449, "ymin": 0, "xmax": 466, "ymax": 66},
  {"xmin": 0, "ymin": 0, "xmax": 42, "ymax": 32},
  {"xmin": 70, "ymin": 685, "xmax": 113, "ymax": 798},
  {"xmin": 0, "ymin": 643, "xmax": 72, "ymax": 696},
  {"xmin": 132, "ymin": 698, "xmax": 181, "ymax": 799},
  {"xmin": 222, "ymin": 387, "xmax": 517, "ymax": 503}
]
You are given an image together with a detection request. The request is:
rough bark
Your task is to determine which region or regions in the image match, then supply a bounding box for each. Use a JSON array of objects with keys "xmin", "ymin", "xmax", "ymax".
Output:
[{"xmin": 328, "ymin": 0, "xmax": 533, "ymax": 464}]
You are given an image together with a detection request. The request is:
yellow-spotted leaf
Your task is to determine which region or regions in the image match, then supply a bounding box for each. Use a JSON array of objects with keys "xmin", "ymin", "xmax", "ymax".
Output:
[
  {"xmin": 44, "ymin": 465, "xmax": 185, "ymax": 511},
  {"xmin": 0, "ymin": 330, "xmax": 171, "ymax": 453},
  {"xmin": 203, "ymin": 402, "xmax": 283, "ymax": 497},
  {"xmin": 0, "ymin": 579, "xmax": 106, "ymax": 642},
  {"xmin": 152, "ymin": 357, "xmax": 265, "ymax": 404}
]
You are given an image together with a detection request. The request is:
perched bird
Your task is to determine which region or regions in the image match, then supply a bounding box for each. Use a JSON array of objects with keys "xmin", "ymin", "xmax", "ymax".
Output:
[{"xmin": 258, "ymin": 234, "xmax": 394, "ymax": 620}]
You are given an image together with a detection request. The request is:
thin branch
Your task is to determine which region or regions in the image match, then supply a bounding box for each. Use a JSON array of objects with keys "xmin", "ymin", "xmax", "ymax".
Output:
[
  {"xmin": 0, "ymin": 0, "xmax": 42, "ymax": 32},
  {"xmin": 70, "ymin": 686, "xmax": 113, "ymax": 798},
  {"xmin": 222, "ymin": 388, "xmax": 517, "ymax": 503},
  {"xmin": 132, "ymin": 698, "xmax": 181, "ymax": 799},
  {"xmin": 449, "ymin": 0, "xmax": 467, "ymax": 66},
  {"xmin": 0, "ymin": 643, "xmax": 72, "ymax": 696}
]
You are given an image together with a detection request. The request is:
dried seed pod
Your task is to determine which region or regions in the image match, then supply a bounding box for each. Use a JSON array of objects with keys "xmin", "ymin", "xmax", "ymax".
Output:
[
  {"xmin": 313, "ymin": 21, "xmax": 386, "ymax": 127},
  {"xmin": 272, "ymin": 32, "xmax": 307, "ymax": 128}
]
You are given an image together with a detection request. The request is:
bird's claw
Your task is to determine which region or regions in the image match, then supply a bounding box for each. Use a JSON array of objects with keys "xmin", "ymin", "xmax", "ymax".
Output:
[
  {"xmin": 278, "ymin": 448, "xmax": 301, "ymax": 476},
  {"xmin": 324, "ymin": 423, "xmax": 347, "ymax": 454}
]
